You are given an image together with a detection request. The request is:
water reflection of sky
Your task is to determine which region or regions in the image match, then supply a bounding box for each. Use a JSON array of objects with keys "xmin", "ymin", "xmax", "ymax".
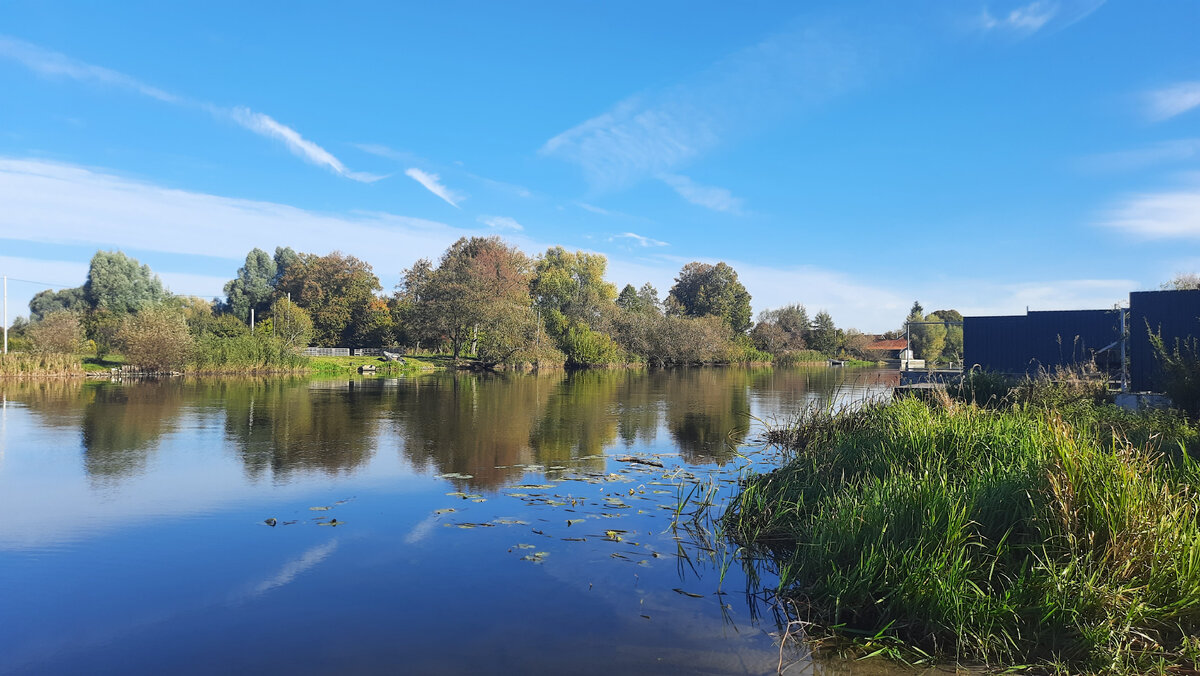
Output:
[{"xmin": 0, "ymin": 369, "xmax": 899, "ymax": 675}]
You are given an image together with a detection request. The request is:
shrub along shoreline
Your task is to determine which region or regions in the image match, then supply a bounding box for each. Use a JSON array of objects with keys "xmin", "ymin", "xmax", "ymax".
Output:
[{"xmin": 723, "ymin": 379, "xmax": 1200, "ymax": 673}]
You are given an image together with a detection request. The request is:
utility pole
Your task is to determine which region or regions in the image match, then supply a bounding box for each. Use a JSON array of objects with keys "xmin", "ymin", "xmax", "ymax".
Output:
[
  {"xmin": 3, "ymin": 275, "xmax": 7, "ymax": 355},
  {"xmin": 250, "ymin": 308, "xmax": 255, "ymax": 332}
]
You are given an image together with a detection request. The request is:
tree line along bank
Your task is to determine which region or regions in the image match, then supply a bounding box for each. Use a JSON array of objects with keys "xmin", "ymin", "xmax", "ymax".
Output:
[{"xmin": 5, "ymin": 238, "xmax": 962, "ymax": 372}]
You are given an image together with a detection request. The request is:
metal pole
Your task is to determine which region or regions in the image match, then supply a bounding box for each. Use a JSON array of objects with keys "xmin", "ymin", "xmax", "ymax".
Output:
[
  {"xmin": 3, "ymin": 275, "xmax": 7, "ymax": 355},
  {"xmin": 250, "ymin": 307, "xmax": 255, "ymax": 332},
  {"xmin": 1120, "ymin": 306, "xmax": 1128, "ymax": 393}
]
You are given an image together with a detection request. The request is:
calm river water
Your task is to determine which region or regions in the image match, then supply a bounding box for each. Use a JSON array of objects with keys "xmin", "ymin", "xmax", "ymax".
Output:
[{"xmin": 0, "ymin": 367, "xmax": 907, "ymax": 675}]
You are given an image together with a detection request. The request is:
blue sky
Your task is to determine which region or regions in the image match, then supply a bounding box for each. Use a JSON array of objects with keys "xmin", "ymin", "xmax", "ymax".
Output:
[{"xmin": 0, "ymin": 0, "xmax": 1197, "ymax": 331}]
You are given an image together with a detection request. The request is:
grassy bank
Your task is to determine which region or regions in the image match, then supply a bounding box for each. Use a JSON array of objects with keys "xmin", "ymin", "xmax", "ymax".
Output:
[
  {"xmin": 307, "ymin": 353, "xmax": 441, "ymax": 374},
  {"xmin": 724, "ymin": 394, "xmax": 1200, "ymax": 673},
  {"xmin": 0, "ymin": 352, "xmax": 84, "ymax": 377}
]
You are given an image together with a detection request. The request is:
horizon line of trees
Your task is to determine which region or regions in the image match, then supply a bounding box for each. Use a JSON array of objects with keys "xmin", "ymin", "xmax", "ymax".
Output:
[{"xmin": 9, "ymin": 240, "xmax": 965, "ymax": 369}]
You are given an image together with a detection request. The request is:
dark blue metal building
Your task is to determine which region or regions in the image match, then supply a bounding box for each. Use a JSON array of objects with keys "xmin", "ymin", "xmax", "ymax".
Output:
[
  {"xmin": 964, "ymin": 309, "xmax": 1122, "ymax": 376},
  {"xmin": 1129, "ymin": 289, "xmax": 1200, "ymax": 392}
]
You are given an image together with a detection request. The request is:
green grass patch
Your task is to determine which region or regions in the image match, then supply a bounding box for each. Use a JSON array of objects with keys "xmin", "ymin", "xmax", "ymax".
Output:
[
  {"xmin": 307, "ymin": 353, "xmax": 441, "ymax": 374},
  {"xmin": 82, "ymin": 355, "xmax": 125, "ymax": 373},
  {"xmin": 725, "ymin": 397, "xmax": 1200, "ymax": 673}
]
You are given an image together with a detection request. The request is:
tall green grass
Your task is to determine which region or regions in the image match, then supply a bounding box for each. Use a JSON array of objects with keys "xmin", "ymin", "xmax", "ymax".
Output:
[
  {"xmin": 0, "ymin": 352, "xmax": 84, "ymax": 377},
  {"xmin": 725, "ymin": 397, "xmax": 1200, "ymax": 672},
  {"xmin": 188, "ymin": 335, "xmax": 309, "ymax": 373},
  {"xmin": 774, "ymin": 349, "xmax": 829, "ymax": 366}
]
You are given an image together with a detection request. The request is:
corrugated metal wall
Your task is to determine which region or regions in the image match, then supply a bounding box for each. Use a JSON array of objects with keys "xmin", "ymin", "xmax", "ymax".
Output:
[
  {"xmin": 1130, "ymin": 289, "xmax": 1200, "ymax": 392},
  {"xmin": 964, "ymin": 309, "xmax": 1121, "ymax": 375}
]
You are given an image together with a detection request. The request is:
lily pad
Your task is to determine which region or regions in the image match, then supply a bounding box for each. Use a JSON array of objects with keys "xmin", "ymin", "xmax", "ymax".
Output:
[
  {"xmin": 309, "ymin": 506, "xmax": 331, "ymax": 511},
  {"xmin": 434, "ymin": 508, "xmax": 457, "ymax": 515}
]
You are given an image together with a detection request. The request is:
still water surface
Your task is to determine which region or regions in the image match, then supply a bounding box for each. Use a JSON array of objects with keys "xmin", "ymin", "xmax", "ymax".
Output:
[{"xmin": 0, "ymin": 367, "xmax": 904, "ymax": 675}]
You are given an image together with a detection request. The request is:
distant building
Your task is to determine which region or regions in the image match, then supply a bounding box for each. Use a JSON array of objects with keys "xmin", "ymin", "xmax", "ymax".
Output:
[{"xmin": 865, "ymin": 338, "xmax": 911, "ymax": 360}]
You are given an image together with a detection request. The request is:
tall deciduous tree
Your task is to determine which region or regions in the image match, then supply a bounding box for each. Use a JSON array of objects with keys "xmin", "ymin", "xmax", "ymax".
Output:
[
  {"xmin": 931, "ymin": 309, "xmax": 963, "ymax": 360},
  {"xmin": 83, "ymin": 250, "xmax": 167, "ymax": 315},
  {"xmin": 666, "ymin": 261, "xmax": 752, "ymax": 334},
  {"xmin": 275, "ymin": 251, "xmax": 382, "ymax": 346},
  {"xmin": 29, "ymin": 287, "xmax": 87, "ymax": 321},
  {"xmin": 808, "ymin": 310, "xmax": 838, "ymax": 355},
  {"xmin": 223, "ymin": 248, "xmax": 277, "ymax": 322},
  {"xmin": 269, "ymin": 297, "xmax": 313, "ymax": 348},
  {"xmin": 416, "ymin": 237, "xmax": 534, "ymax": 359}
]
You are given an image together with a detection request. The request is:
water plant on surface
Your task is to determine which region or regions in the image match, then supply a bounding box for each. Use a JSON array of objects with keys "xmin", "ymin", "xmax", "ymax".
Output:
[{"xmin": 723, "ymin": 396, "xmax": 1200, "ymax": 673}]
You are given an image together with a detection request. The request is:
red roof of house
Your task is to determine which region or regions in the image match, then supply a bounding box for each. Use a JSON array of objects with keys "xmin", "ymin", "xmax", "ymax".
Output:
[{"xmin": 866, "ymin": 339, "xmax": 908, "ymax": 350}]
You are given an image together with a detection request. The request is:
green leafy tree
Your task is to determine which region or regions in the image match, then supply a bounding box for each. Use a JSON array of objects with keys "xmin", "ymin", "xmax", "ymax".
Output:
[
  {"xmin": 532, "ymin": 247, "xmax": 617, "ymax": 329},
  {"xmin": 906, "ymin": 302, "xmax": 947, "ymax": 361},
  {"xmin": 272, "ymin": 247, "xmax": 300, "ymax": 286},
  {"xmin": 932, "ymin": 309, "xmax": 963, "ymax": 360},
  {"xmin": 751, "ymin": 304, "xmax": 809, "ymax": 353},
  {"xmin": 666, "ymin": 261, "xmax": 752, "ymax": 334},
  {"xmin": 415, "ymin": 237, "xmax": 534, "ymax": 359},
  {"xmin": 808, "ymin": 310, "xmax": 838, "ymax": 355},
  {"xmin": 83, "ymin": 250, "xmax": 167, "ymax": 315},
  {"xmin": 352, "ymin": 298, "xmax": 396, "ymax": 346},
  {"xmin": 269, "ymin": 297, "xmax": 313, "ymax": 348},
  {"xmin": 29, "ymin": 287, "xmax": 87, "ymax": 321},
  {"xmin": 27, "ymin": 311, "xmax": 84, "ymax": 354},
  {"xmin": 275, "ymin": 251, "xmax": 382, "ymax": 346},
  {"xmin": 223, "ymin": 248, "xmax": 277, "ymax": 322},
  {"xmin": 118, "ymin": 306, "xmax": 193, "ymax": 372},
  {"xmin": 616, "ymin": 282, "xmax": 662, "ymax": 315}
]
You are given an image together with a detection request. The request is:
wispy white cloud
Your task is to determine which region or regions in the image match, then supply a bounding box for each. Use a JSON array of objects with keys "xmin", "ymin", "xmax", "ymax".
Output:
[
  {"xmin": 1100, "ymin": 178, "xmax": 1200, "ymax": 239},
  {"xmin": 405, "ymin": 168, "xmax": 464, "ymax": 208},
  {"xmin": 0, "ymin": 156, "xmax": 461, "ymax": 274},
  {"xmin": 1146, "ymin": 82, "xmax": 1200, "ymax": 122},
  {"xmin": 976, "ymin": 0, "xmax": 1103, "ymax": 36},
  {"xmin": 230, "ymin": 108, "xmax": 382, "ymax": 182},
  {"xmin": 659, "ymin": 174, "xmax": 744, "ymax": 213},
  {"xmin": 1082, "ymin": 138, "xmax": 1200, "ymax": 172},
  {"xmin": 979, "ymin": 1, "xmax": 1058, "ymax": 33},
  {"xmin": 0, "ymin": 35, "xmax": 181, "ymax": 103},
  {"xmin": 540, "ymin": 23, "xmax": 865, "ymax": 190},
  {"xmin": 0, "ymin": 35, "xmax": 376, "ymax": 181},
  {"xmin": 610, "ymin": 232, "xmax": 668, "ymax": 248},
  {"xmin": 576, "ymin": 202, "xmax": 613, "ymax": 216},
  {"xmin": 478, "ymin": 215, "xmax": 524, "ymax": 231}
]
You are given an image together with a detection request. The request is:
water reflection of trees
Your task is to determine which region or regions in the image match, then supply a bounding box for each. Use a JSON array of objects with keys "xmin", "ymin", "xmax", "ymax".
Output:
[
  {"xmin": 395, "ymin": 372, "xmax": 555, "ymax": 486},
  {"xmin": 1, "ymin": 367, "xmax": 894, "ymax": 487},
  {"xmin": 662, "ymin": 369, "xmax": 752, "ymax": 465},
  {"xmin": 219, "ymin": 377, "xmax": 383, "ymax": 480},
  {"xmin": 1, "ymin": 379, "xmax": 186, "ymax": 482}
]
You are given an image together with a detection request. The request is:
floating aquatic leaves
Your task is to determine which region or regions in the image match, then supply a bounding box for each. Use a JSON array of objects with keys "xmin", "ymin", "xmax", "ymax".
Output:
[
  {"xmin": 514, "ymin": 543, "xmax": 536, "ymax": 550},
  {"xmin": 317, "ymin": 519, "xmax": 341, "ymax": 527},
  {"xmin": 264, "ymin": 518, "xmax": 277, "ymax": 527},
  {"xmin": 520, "ymin": 551, "xmax": 549, "ymax": 563},
  {"xmin": 493, "ymin": 518, "xmax": 529, "ymax": 526},
  {"xmin": 309, "ymin": 506, "xmax": 331, "ymax": 511},
  {"xmin": 566, "ymin": 519, "xmax": 585, "ymax": 527},
  {"xmin": 434, "ymin": 508, "xmax": 456, "ymax": 515},
  {"xmin": 515, "ymin": 484, "xmax": 554, "ymax": 490},
  {"xmin": 672, "ymin": 588, "xmax": 704, "ymax": 598},
  {"xmin": 446, "ymin": 491, "xmax": 468, "ymax": 498},
  {"xmin": 437, "ymin": 472, "xmax": 473, "ymax": 479},
  {"xmin": 604, "ymin": 529, "xmax": 625, "ymax": 542},
  {"xmin": 562, "ymin": 537, "xmax": 586, "ymax": 542}
]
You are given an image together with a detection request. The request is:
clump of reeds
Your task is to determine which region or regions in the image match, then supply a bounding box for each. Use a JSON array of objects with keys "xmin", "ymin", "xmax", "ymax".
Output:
[
  {"xmin": 187, "ymin": 335, "xmax": 309, "ymax": 373},
  {"xmin": 774, "ymin": 350, "xmax": 830, "ymax": 367},
  {"xmin": 0, "ymin": 352, "xmax": 84, "ymax": 377},
  {"xmin": 725, "ymin": 396, "xmax": 1200, "ymax": 673}
]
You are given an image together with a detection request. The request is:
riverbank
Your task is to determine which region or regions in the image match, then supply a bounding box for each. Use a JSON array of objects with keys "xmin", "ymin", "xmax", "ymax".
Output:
[
  {"xmin": 2, "ymin": 350, "xmax": 871, "ymax": 378},
  {"xmin": 723, "ymin": 385, "xmax": 1200, "ymax": 673}
]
